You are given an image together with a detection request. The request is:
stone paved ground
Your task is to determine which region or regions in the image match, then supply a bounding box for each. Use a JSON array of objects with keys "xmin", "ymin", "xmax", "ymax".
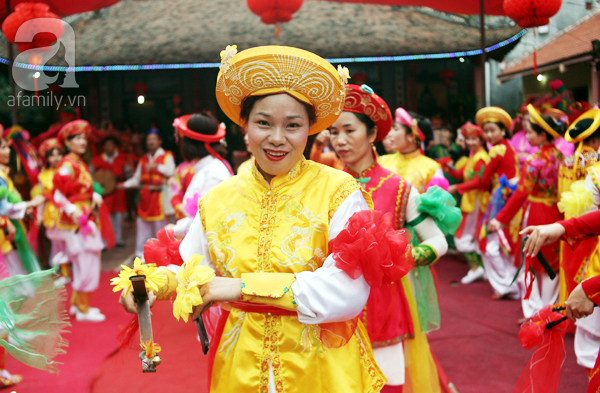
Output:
[{"xmin": 101, "ymin": 218, "xmax": 136, "ymax": 272}]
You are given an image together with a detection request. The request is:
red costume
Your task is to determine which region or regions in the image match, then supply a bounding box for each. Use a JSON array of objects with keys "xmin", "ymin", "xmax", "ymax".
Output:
[
  {"xmin": 53, "ymin": 153, "xmax": 95, "ymax": 229},
  {"xmin": 90, "ymin": 153, "xmax": 128, "ymax": 213},
  {"xmin": 137, "ymin": 151, "xmax": 174, "ymax": 221},
  {"xmin": 495, "ymin": 144, "xmax": 564, "ymax": 272}
]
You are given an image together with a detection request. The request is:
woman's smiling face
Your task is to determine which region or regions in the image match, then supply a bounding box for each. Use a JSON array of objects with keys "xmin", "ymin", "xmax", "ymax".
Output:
[{"xmin": 246, "ymin": 93, "xmax": 311, "ymax": 182}]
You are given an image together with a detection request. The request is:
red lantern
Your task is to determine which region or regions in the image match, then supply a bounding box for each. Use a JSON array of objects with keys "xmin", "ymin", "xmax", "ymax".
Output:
[
  {"xmin": 439, "ymin": 69, "xmax": 455, "ymax": 86},
  {"xmin": 1, "ymin": 3, "xmax": 63, "ymax": 52},
  {"xmin": 246, "ymin": 0, "xmax": 304, "ymax": 25},
  {"xmin": 503, "ymin": 0, "xmax": 561, "ymax": 75},
  {"xmin": 503, "ymin": 0, "xmax": 562, "ymax": 28}
]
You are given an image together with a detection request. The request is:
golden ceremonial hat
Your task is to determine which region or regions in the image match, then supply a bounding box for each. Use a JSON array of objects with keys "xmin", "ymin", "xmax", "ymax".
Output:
[
  {"xmin": 475, "ymin": 106, "xmax": 513, "ymax": 131},
  {"xmin": 565, "ymin": 109, "xmax": 600, "ymax": 143},
  {"xmin": 527, "ymin": 104, "xmax": 563, "ymax": 140},
  {"xmin": 215, "ymin": 45, "xmax": 348, "ymax": 135}
]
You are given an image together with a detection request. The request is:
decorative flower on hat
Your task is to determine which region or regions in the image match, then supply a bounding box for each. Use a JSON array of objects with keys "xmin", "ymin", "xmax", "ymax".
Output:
[
  {"xmin": 220, "ymin": 45, "xmax": 237, "ymax": 69},
  {"xmin": 173, "ymin": 254, "xmax": 215, "ymax": 322},
  {"xmin": 360, "ymin": 84, "xmax": 374, "ymax": 95},
  {"xmin": 338, "ymin": 65, "xmax": 350, "ymax": 84},
  {"xmin": 110, "ymin": 258, "xmax": 167, "ymax": 297}
]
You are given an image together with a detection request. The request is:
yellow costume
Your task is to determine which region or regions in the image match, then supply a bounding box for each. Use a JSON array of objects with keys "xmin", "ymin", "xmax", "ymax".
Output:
[
  {"xmin": 31, "ymin": 168, "xmax": 59, "ymax": 229},
  {"xmin": 191, "ymin": 160, "xmax": 385, "ymax": 392},
  {"xmin": 0, "ymin": 168, "xmax": 20, "ymax": 256},
  {"xmin": 379, "ymin": 150, "xmax": 441, "ymax": 193},
  {"xmin": 237, "ymin": 157, "xmax": 254, "ymax": 174}
]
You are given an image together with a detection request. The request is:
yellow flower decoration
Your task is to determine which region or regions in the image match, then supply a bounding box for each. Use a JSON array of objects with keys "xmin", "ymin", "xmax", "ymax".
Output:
[
  {"xmin": 110, "ymin": 257, "xmax": 167, "ymax": 297},
  {"xmin": 337, "ymin": 65, "xmax": 350, "ymax": 84},
  {"xmin": 140, "ymin": 340, "xmax": 161, "ymax": 359},
  {"xmin": 173, "ymin": 254, "xmax": 215, "ymax": 322},
  {"xmin": 220, "ymin": 45, "xmax": 238, "ymax": 68}
]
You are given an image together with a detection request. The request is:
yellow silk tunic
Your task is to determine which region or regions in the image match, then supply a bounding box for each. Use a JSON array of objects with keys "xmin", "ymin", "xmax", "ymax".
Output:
[
  {"xmin": 31, "ymin": 168, "xmax": 59, "ymax": 229},
  {"xmin": 0, "ymin": 168, "xmax": 20, "ymax": 255},
  {"xmin": 379, "ymin": 150, "xmax": 441, "ymax": 194},
  {"xmin": 459, "ymin": 148, "xmax": 491, "ymax": 214},
  {"xmin": 198, "ymin": 158, "xmax": 386, "ymax": 393}
]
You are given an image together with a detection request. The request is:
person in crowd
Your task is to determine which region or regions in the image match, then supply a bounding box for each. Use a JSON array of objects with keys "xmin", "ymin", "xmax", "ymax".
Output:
[
  {"xmin": 171, "ymin": 113, "xmax": 231, "ymax": 237},
  {"xmin": 329, "ymin": 83, "xmax": 450, "ymax": 392},
  {"xmin": 379, "ymin": 108, "xmax": 444, "ymax": 194},
  {"xmin": 32, "ymin": 138, "xmax": 64, "ymax": 275},
  {"xmin": 90, "ymin": 137, "xmax": 130, "ymax": 247},
  {"xmin": 120, "ymin": 45, "xmax": 416, "ymax": 393},
  {"xmin": 446, "ymin": 124, "xmax": 490, "ymax": 284},
  {"xmin": 309, "ymin": 129, "xmax": 343, "ymax": 170},
  {"xmin": 488, "ymin": 105, "xmax": 565, "ymax": 319},
  {"xmin": 52, "ymin": 120, "xmax": 105, "ymax": 322},
  {"xmin": 449, "ymin": 107, "xmax": 520, "ymax": 300},
  {"xmin": 119, "ymin": 130, "xmax": 175, "ymax": 258}
]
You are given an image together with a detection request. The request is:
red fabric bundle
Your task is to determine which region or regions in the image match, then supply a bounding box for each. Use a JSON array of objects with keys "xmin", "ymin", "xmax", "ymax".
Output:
[
  {"xmin": 143, "ymin": 228, "xmax": 184, "ymax": 267},
  {"xmin": 514, "ymin": 305, "xmax": 571, "ymax": 393},
  {"xmin": 330, "ymin": 210, "xmax": 414, "ymax": 287},
  {"xmin": 98, "ymin": 204, "xmax": 115, "ymax": 250}
]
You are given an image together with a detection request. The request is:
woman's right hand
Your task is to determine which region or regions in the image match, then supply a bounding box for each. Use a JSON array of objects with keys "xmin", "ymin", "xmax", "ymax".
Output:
[
  {"xmin": 520, "ymin": 223, "xmax": 565, "ymax": 257},
  {"xmin": 72, "ymin": 209, "xmax": 83, "ymax": 222},
  {"xmin": 119, "ymin": 290, "xmax": 157, "ymax": 314}
]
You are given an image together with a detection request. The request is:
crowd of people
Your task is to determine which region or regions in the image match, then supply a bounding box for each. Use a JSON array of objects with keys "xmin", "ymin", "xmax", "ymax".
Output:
[{"xmin": 0, "ymin": 44, "xmax": 598, "ymax": 392}]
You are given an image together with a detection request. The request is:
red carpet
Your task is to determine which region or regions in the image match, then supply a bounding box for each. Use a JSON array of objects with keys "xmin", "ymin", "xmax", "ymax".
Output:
[
  {"xmin": 6, "ymin": 272, "xmax": 132, "ymax": 393},
  {"xmin": 89, "ymin": 300, "xmax": 210, "ymax": 393},
  {"xmin": 7, "ymin": 257, "xmax": 592, "ymax": 392},
  {"xmin": 429, "ymin": 254, "xmax": 589, "ymax": 393}
]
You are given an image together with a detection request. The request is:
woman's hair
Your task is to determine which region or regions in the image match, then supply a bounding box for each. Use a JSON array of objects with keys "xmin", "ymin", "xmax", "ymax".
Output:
[
  {"xmin": 239, "ymin": 94, "xmax": 317, "ymax": 127},
  {"xmin": 569, "ymin": 118, "xmax": 600, "ymax": 143},
  {"xmin": 352, "ymin": 113, "xmax": 376, "ymax": 136},
  {"xmin": 530, "ymin": 114, "xmax": 566, "ymax": 140},
  {"xmin": 103, "ymin": 136, "xmax": 119, "ymax": 146},
  {"xmin": 180, "ymin": 112, "xmax": 220, "ymax": 162}
]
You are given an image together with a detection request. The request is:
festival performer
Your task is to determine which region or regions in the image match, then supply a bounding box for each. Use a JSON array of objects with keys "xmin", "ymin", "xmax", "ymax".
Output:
[
  {"xmin": 488, "ymin": 105, "xmax": 565, "ymax": 318},
  {"xmin": 309, "ymin": 129, "xmax": 344, "ymax": 170},
  {"xmin": 53, "ymin": 120, "xmax": 105, "ymax": 322},
  {"xmin": 0, "ymin": 133, "xmax": 44, "ymax": 277},
  {"xmin": 90, "ymin": 137, "xmax": 130, "ymax": 247},
  {"xmin": 120, "ymin": 130, "xmax": 175, "ymax": 258},
  {"xmin": 448, "ymin": 107, "xmax": 520, "ymax": 299},
  {"xmin": 446, "ymin": 124, "xmax": 490, "ymax": 284},
  {"xmin": 570, "ymin": 109, "xmax": 600, "ymax": 378},
  {"xmin": 120, "ymin": 45, "xmax": 417, "ymax": 392},
  {"xmin": 521, "ymin": 209, "xmax": 600, "ymax": 393},
  {"xmin": 32, "ymin": 138, "xmax": 65, "ymax": 276},
  {"xmin": 379, "ymin": 108, "xmax": 444, "ymax": 194},
  {"xmin": 556, "ymin": 110, "xmax": 600, "ymax": 304},
  {"xmin": 329, "ymin": 84, "xmax": 450, "ymax": 392},
  {"xmin": 171, "ymin": 113, "xmax": 231, "ymax": 237}
]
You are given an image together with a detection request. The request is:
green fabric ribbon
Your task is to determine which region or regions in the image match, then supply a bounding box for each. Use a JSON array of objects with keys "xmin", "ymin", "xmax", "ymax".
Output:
[
  {"xmin": 405, "ymin": 224, "xmax": 441, "ymax": 333},
  {"xmin": 354, "ymin": 177, "xmax": 371, "ymax": 184},
  {"xmin": 0, "ymin": 267, "xmax": 70, "ymax": 374},
  {"xmin": 12, "ymin": 220, "xmax": 40, "ymax": 274}
]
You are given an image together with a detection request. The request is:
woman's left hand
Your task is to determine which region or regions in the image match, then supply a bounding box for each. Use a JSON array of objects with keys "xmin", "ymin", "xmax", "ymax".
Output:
[
  {"xmin": 191, "ymin": 277, "xmax": 242, "ymax": 320},
  {"xmin": 487, "ymin": 219, "xmax": 502, "ymax": 233}
]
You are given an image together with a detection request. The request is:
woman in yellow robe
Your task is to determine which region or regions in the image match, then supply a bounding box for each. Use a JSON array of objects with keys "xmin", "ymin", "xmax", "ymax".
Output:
[{"xmin": 122, "ymin": 45, "xmax": 416, "ymax": 392}]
